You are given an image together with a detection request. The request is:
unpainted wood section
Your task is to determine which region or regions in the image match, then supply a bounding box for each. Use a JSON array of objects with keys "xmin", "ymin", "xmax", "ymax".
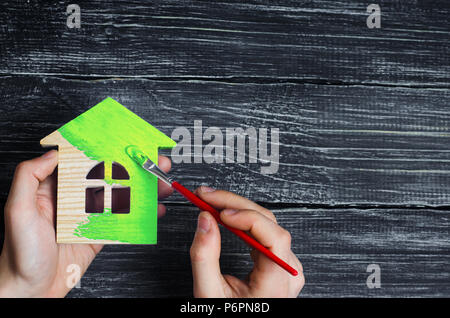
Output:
[{"xmin": 41, "ymin": 130, "xmax": 124, "ymax": 244}]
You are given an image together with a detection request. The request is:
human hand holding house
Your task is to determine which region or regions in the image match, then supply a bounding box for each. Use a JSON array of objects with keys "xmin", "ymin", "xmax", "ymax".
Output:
[{"xmin": 0, "ymin": 150, "xmax": 173, "ymax": 297}]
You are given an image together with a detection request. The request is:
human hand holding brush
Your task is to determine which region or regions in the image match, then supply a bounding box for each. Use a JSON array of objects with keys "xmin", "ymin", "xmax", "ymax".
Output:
[
  {"xmin": 125, "ymin": 146, "xmax": 304, "ymax": 297},
  {"xmin": 189, "ymin": 186, "xmax": 304, "ymax": 298}
]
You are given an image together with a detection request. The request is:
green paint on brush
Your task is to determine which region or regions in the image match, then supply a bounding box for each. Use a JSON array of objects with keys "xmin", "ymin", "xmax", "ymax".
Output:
[
  {"xmin": 59, "ymin": 98, "xmax": 176, "ymax": 244},
  {"xmin": 125, "ymin": 145, "xmax": 148, "ymax": 166}
]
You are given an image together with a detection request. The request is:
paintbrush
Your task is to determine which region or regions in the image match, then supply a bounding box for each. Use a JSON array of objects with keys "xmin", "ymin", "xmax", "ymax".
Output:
[{"xmin": 125, "ymin": 145, "xmax": 298, "ymax": 276}]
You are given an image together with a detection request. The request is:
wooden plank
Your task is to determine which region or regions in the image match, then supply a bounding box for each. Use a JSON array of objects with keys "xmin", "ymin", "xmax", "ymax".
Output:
[
  {"xmin": 0, "ymin": 76, "xmax": 449, "ymax": 205},
  {"xmin": 0, "ymin": 0, "xmax": 448, "ymax": 86},
  {"xmin": 66, "ymin": 206, "xmax": 450, "ymax": 297}
]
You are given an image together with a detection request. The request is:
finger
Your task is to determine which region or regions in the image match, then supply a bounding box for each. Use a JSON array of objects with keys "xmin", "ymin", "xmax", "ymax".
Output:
[
  {"xmin": 248, "ymin": 249, "xmax": 301, "ymax": 297},
  {"xmin": 223, "ymin": 274, "xmax": 250, "ymax": 296},
  {"xmin": 157, "ymin": 203, "xmax": 166, "ymax": 218},
  {"xmin": 156, "ymin": 156, "xmax": 172, "ymax": 218},
  {"xmin": 89, "ymin": 244, "xmax": 104, "ymax": 255},
  {"xmin": 158, "ymin": 155, "xmax": 171, "ymax": 172},
  {"xmin": 36, "ymin": 170, "xmax": 57, "ymax": 224},
  {"xmin": 221, "ymin": 209, "xmax": 298, "ymax": 295},
  {"xmin": 220, "ymin": 209, "xmax": 291, "ymax": 253},
  {"xmin": 250, "ymin": 249, "xmax": 258, "ymax": 263},
  {"xmin": 36, "ymin": 168, "xmax": 57, "ymax": 198},
  {"xmin": 158, "ymin": 179, "xmax": 173, "ymax": 199},
  {"xmin": 190, "ymin": 212, "xmax": 224, "ymax": 297},
  {"xmin": 287, "ymin": 254, "xmax": 305, "ymax": 296},
  {"xmin": 36, "ymin": 168, "xmax": 57, "ymax": 207},
  {"xmin": 157, "ymin": 155, "xmax": 173, "ymax": 199},
  {"xmin": 292, "ymin": 255, "xmax": 304, "ymax": 274},
  {"xmin": 6, "ymin": 150, "xmax": 58, "ymax": 213},
  {"xmin": 195, "ymin": 187, "xmax": 276, "ymax": 223}
]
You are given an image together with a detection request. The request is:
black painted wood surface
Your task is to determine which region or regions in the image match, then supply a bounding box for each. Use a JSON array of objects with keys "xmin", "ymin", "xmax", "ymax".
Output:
[
  {"xmin": 71, "ymin": 206, "xmax": 450, "ymax": 297},
  {"xmin": 1, "ymin": 0, "xmax": 449, "ymax": 86},
  {"xmin": 0, "ymin": 0, "xmax": 449, "ymax": 297}
]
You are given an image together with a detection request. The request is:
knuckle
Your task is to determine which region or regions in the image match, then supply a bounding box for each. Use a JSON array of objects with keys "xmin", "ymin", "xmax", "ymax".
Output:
[
  {"xmin": 3, "ymin": 200, "xmax": 12, "ymax": 215},
  {"xmin": 268, "ymin": 214, "xmax": 278, "ymax": 223},
  {"xmin": 221, "ymin": 190, "xmax": 242, "ymax": 204},
  {"xmin": 279, "ymin": 228, "xmax": 292, "ymax": 246},
  {"xmin": 298, "ymin": 272, "xmax": 306, "ymax": 289},
  {"xmin": 297, "ymin": 261, "xmax": 304, "ymax": 273},
  {"xmin": 245, "ymin": 210, "xmax": 263, "ymax": 227},
  {"xmin": 219, "ymin": 190, "xmax": 234, "ymax": 201},
  {"xmin": 190, "ymin": 245, "xmax": 206, "ymax": 263},
  {"xmin": 262, "ymin": 208, "xmax": 277, "ymax": 223},
  {"xmin": 195, "ymin": 186, "xmax": 203, "ymax": 193},
  {"xmin": 247, "ymin": 209, "xmax": 261, "ymax": 220},
  {"xmin": 15, "ymin": 160, "xmax": 31, "ymax": 174}
]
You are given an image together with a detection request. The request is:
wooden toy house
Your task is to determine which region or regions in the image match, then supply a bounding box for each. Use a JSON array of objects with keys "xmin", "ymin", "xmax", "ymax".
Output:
[{"xmin": 41, "ymin": 98, "xmax": 176, "ymax": 244}]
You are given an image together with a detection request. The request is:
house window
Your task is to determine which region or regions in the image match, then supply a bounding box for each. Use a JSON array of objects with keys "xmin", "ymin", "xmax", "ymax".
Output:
[
  {"xmin": 87, "ymin": 161, "xmax": 104, "ymax": 179},
  {"xmin": 112, "ymin": 162, "xmax": 129, "ymax": 179},
  {"xmin": 85, "ymin": 161, "xmax": 130, "ymax": 214},
  {"xmin": 112, "ymin": 187, "xmax": 131, "ymax": 213},
  {"xmin": 85, "ymin": 186, "xmax": 104, "ymax": 213}
]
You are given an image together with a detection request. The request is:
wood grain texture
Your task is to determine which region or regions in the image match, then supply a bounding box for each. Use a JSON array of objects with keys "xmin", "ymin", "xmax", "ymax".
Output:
[
  {"xmin": 0, "ymin": 0, "xmax": 448, "ymax": 86},
  {"xmin": 41, "ymin": 131, "xmax": 126, "ymax": 244},
  {"xmin": 0, "ymin": 76, "xmax": 449, "ymax": 205},
  {"xmin": 67, "ymin": 206, "xmax": 450, "ymax": 297}
]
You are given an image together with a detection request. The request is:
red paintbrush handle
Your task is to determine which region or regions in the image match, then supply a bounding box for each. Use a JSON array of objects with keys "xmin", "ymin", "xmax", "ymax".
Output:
[{"xmin": 171, "ymin": 181, "xmax": 298, "ymax": 276}]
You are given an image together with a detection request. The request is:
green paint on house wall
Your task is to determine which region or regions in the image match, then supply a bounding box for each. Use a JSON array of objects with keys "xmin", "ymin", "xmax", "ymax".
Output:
[{"xmin": 58, "ymin": 98, "xmax": 176, "ymax": 244}]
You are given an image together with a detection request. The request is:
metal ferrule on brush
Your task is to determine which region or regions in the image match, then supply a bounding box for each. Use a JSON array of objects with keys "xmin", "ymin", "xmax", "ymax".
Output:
[{"xmin": 142, "ymin": 159, "xmax": 173, "ymax": 186}]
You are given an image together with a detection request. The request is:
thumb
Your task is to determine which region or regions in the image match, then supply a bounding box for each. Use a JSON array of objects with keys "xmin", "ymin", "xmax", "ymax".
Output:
[
  {"xmin": 6, "ymin": 150, "xmax": 58, "ymax": 212},
  {"xmin": 190, "ymin": 211, "xmax": 224, "ymax": 297}
]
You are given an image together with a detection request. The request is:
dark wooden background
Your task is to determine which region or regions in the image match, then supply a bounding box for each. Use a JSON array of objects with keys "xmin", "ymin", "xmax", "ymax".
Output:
[{"xmin": 0, "ymin": 0, "xmax": 449, "ymax": 297}]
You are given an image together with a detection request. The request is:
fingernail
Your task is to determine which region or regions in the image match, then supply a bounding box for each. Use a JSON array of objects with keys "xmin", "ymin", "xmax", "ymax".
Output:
[
  {"xmin": 197, "ymin": 214, "xmax": 211, "ymax": 233},
  {"xmin": 41, "ymin": 150, "xmax": 55, "ymax": 159},
  {"xmin": 201, "ymin": 186, "xmax": 215, "ymax": 193},
  {"xmin": 222, "ymin": 209, "xmax": 238, "ymax": 216}
]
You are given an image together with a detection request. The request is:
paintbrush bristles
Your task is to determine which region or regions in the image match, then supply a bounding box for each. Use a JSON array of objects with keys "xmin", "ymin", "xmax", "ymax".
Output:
[{"xmin": 142, "ymin": 159, "xmax": 173, "ymax": 186}]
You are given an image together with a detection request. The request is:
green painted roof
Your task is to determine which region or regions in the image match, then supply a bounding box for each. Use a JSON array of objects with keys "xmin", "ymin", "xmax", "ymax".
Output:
[{"xmin": 58, "ymin": 97, "xmax": 175, "ymax": 149}]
